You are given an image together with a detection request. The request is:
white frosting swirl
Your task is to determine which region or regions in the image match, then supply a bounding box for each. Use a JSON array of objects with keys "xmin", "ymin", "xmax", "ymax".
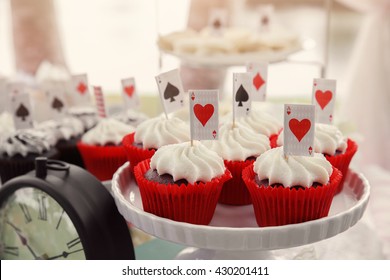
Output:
[
  {"xmin": 254, "ymin": 147, "xmax": 333, "ymax": 187},
  {"xmin": 150, "ymin": 141, "xmax": 225, "ymax": 184},
  {"xmin": 37, "ymin": 117, "xmax": 84, "ymax": 142},
  {"xmin": 237, "ymin": 109, "xmax": 282, "ymax": 137},
  {"xmin": 81, "ymin": 118, "xmax": 135, "ymax": 146},
  {"xmin": 202, "ymin": 122, "xmax": 270, "ymax": 161},
  {"xmin": 277, "ymin": 123, "xmax": 347, "ymax": 156},
  {"xmin": 0, "ymin": 129, "xmax": 52, "ymax": 157},
  {"xmin": 134, "ymin": 116, "xmax": 190, "ymax": 149}
]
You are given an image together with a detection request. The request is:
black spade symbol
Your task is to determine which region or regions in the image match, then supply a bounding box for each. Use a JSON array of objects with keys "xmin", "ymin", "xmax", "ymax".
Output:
[
  {"xmin": 52, "ymin": 97, "xmax": 64, "ymax": 112},
  {"xmin": 235, "ymin": 85, "xmax": 249, "ymax": 107},
  {"xmin": 164, "ymin": 82, "xmax": 179, "ymax": 103},
  {"xmin": 16, "ymin": 103, "xmax": 29, "ymax": 121}
]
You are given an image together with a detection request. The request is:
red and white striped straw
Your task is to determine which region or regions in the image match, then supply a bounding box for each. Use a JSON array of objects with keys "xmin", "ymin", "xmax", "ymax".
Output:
[{"xmin": 93, "ymin": 86, "xmax": 107, "ymax": 118}]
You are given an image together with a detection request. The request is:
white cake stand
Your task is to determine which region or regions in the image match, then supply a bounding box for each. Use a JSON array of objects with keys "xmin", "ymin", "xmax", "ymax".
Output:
[{"xmin": 112, "ymin": 162, "xmax": 370, "ymax": 259}]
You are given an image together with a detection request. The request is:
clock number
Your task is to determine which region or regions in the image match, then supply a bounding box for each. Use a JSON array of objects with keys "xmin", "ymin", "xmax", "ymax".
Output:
[
  {"xmin": 67, "ymin": 237, "xmax": 81, "ymax": 250},
  {"xmin": 56, "ymin": 209, "xmax": 65, "ymax": 230},
  {"xmin": 37, "ymin": 195, "xmax": 47, "ymax": 221},
  {"xmin": 4, "ymin": 246, "xmax": 19, "ymax": 257},
  {"xmin": 19, "ymin": 203, "xmax": 32, "ymax": 224}
]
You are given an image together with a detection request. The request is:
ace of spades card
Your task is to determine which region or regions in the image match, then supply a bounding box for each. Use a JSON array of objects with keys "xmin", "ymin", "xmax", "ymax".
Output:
[
  {"xmin": 312, "ymin": 78, "xmax": 336, "ymax": 124},
  {"xmin": 71, "ymin": 74, "xmax": 91, "ymax": 106},
  {"xmin": 155, "ymin": 69, "xmax": 185, "ymax": 115},
  {"xmin": 11, "ymin": 93, "xmax": 34, "ymax": 130},
  {"xmin": 246, "ymin": 62, "xmax": 268, "ymax": 102},
  {"xmin": 189, "ymin": 90, "xmax": 219, "ymax": 141},
  {"xmin": 233, "ymin": 73, "xmax": 252, "ymax": 120},
  {"xmin": 121, "ymin": 77, "xmax": 140, "ymax": 110},
  {"xmin": 43, "ymin": 81, "xmax": 67, "ymax": 120},
  {"xmin": 283, "ymin": 104, "xmax": 315, "ymax": 157}
]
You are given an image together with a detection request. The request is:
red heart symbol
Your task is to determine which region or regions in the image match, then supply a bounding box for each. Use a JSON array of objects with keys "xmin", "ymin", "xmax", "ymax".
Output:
[
  {"xmin": 194, "ymin": 104, "xmax": 214, "ymax": 127},
  {"xmin": 289, "ymin": 118, "xmax": 311, "ymax": 142},
  {"xmin": 77, "ymin": 82, "xmax": 87, "ymax": 95},
  {"xmin": 315, "ymin": 90, "xmax": 332, "ymax": 110},
  {"xmin": 124, "ymin": 85, "xmax": 134, "ymax": 98}
]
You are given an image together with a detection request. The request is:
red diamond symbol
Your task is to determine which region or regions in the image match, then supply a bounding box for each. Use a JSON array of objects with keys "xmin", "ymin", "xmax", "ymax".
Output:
[
  {"xmin": 212, "ymin": 130, "xmax": 217, "ymax": 138},
  {"xmin": 77, "ymin": 82, "xmax": 87, "ymax": 95},
  {"xmin": 309, "ymin": 146, "xmax": 313, "ymax": 155},
  {"xmin": 253, "ymin": 73, "xmax": 265, "ymax": 91}
]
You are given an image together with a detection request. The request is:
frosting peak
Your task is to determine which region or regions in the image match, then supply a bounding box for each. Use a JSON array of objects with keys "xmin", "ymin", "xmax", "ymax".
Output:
[
  {"xmin": 202, "ymin": 122, "xmax": 270, "ymax": 161},
  {"xmin": 253, "ymin": 147, "xmax": 333, "ymax": 187},
  {"xmin": 81, "ymin": 118, "xmax": 135, "ymax": 146},
  {"xmin": 236, "ymin": 109, "xmax": 282, "ymax": 137},
  {"xmin": 134, "ymin": 116, "xmax": 190, "ymax": 149},
  {"xmin": 150, "ymin": 141, "xmax": 226, "ymax": 184}
]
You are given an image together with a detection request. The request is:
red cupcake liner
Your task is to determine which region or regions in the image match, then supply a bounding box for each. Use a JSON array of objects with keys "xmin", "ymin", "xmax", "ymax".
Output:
[
  {"xmin": 77, "ymin": 142, "xmax": 128, "ymax": 181},
  {"xmin": 122, "ymin": 133, "xmax": 155, "ymax": 173},
  {"xmin": 242, "ymin": 165, "xmax": 342, "ymax": 227},
  {"xmin": 134, "ymin": 159, "xmax": 232, "ymax": 225},
  {"xmin": 218, "ymin": 159, "xmax": 254, "ymax": 205},
  {"xmin": 325, "ymin": 139, "xmax": 357, "ymax": 194}
]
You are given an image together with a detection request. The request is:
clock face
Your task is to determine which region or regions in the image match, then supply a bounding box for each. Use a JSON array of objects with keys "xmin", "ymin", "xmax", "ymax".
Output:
[{"xmin": 0, "ymin": 187, "xmax": 86, "ymax": 260}]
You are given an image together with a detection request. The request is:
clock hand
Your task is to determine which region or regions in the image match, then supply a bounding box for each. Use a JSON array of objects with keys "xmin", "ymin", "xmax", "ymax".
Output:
[
  {"xmin": 6, "ymin": 220, "xmax": 41, "ymax": 260},
  {"xmin": 46, "ymin": 248, "xmax": 84, "ymax": 260}
]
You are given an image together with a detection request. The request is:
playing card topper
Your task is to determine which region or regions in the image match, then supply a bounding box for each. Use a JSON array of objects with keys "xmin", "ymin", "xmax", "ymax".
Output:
[
  {"xmin": 233, "ymin": 73, "xmax": 252, "ymax": 121},
  {"xmin": 70, "ymin": 74, "xmax": 91, "ymax": 106},
  {"xmin": 246, "ymin": 62, "xmax": 268, "ymax": 102},
  {"xmin": 155, "ymin": 69, "xmax": 185, "ymax": 117},
  {"xmin": 189, "ymin": 90, "xmax": 219, "ymax": 141},
  {"xmin": 93, "ymin": 86, "xmax": 107, "ymax": 118},
  {"xmin": 258, "ymin": 4, "xmax": 275, "ymax": 32},
  {"xmin": 42, "ymin": 81, "xmax": 68, "ymax": 120},
  {"xmin": 121, "ymin": 77, "xmax": 140, "ymax": 110},
  {"xmin": 208, "ymin": 8, "xmax": 228, "ymax": 35},
  {"xmin": 284, "ymin": 104, "xmax": 315, "ymax": 157},
  {"xmin": 312, "ymin": 78, "xmax": 336, "ymax": 124},
  {"xmin": 10, "ymin": 93, "xmax": 34, "ymax": 130}
]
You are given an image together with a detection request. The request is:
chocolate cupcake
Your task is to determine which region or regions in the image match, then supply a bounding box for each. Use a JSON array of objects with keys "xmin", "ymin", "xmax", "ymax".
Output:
[
  {"xmin": 0, "ymin": 129, "xmax": 59, "ymax": 183},
  {"xmin": 202, "ymin": 122, "xmax": 270, "ymax": 205}
]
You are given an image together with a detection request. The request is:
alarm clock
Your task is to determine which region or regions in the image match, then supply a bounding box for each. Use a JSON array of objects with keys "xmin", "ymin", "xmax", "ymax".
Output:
[{"xmin": 0, "ymin": 158, "xmax": 135, "ymax": 260}]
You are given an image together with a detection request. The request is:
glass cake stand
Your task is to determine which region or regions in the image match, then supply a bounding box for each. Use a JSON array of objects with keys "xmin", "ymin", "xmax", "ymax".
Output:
[{"xmin": 112, "ymin": 162, "xmax": 370, "ymax": 259}]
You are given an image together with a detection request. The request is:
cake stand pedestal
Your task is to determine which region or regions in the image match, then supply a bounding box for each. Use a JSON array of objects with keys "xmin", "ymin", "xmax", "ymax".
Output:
[{"xmin": 112, "ymin": 162, "xmax": 370, "ymax": 260}]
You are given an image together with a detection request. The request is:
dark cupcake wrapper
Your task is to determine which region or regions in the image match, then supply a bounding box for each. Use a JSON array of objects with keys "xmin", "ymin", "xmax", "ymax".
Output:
[
  {"xmin": 56, "ymin": 137, "xmax": 85, "ymax": 168},
  {"xmin": 0, "ymin": 149, "xmax": 60, "ymax": 184}
]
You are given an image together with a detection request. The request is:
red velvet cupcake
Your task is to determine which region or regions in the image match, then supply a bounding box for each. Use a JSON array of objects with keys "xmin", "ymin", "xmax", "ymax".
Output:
[
  {"xmin": 123, "ymin": 116, "xmax": 190, "ymax": 172},
  {"xmin": 134, "ymin": 141, "xmax": 232, "ymax": 225},
  {"xmin": 242, "ymin": 147, "xmax": 342, "ymax": 227},
  {"xmin": 276, "ymin": 123, "xmax": 357, "ymax": 193},
  {"xmin": 202, "ymin": 122, "xmax": 270, "ymax": 205},
  {"xmin": 77, "ymin": 118, "xmax": 134, "ymax": 181}
]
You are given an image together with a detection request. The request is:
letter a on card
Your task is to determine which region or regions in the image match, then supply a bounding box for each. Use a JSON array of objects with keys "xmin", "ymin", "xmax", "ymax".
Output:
[
  {"xmin": 189, "ymin": 90, "xmax": 219, "ymax": 141},
  {"xmin": 312, "ymin": 78, "xmax": 336, "ymax": 124},
  {"xmin": 284, "ymin": 104, "xmax": 315, "ymax": 157},
  {"xmin": 155, "ymin": 69, "xmax": 185, "ymax": 116}
]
